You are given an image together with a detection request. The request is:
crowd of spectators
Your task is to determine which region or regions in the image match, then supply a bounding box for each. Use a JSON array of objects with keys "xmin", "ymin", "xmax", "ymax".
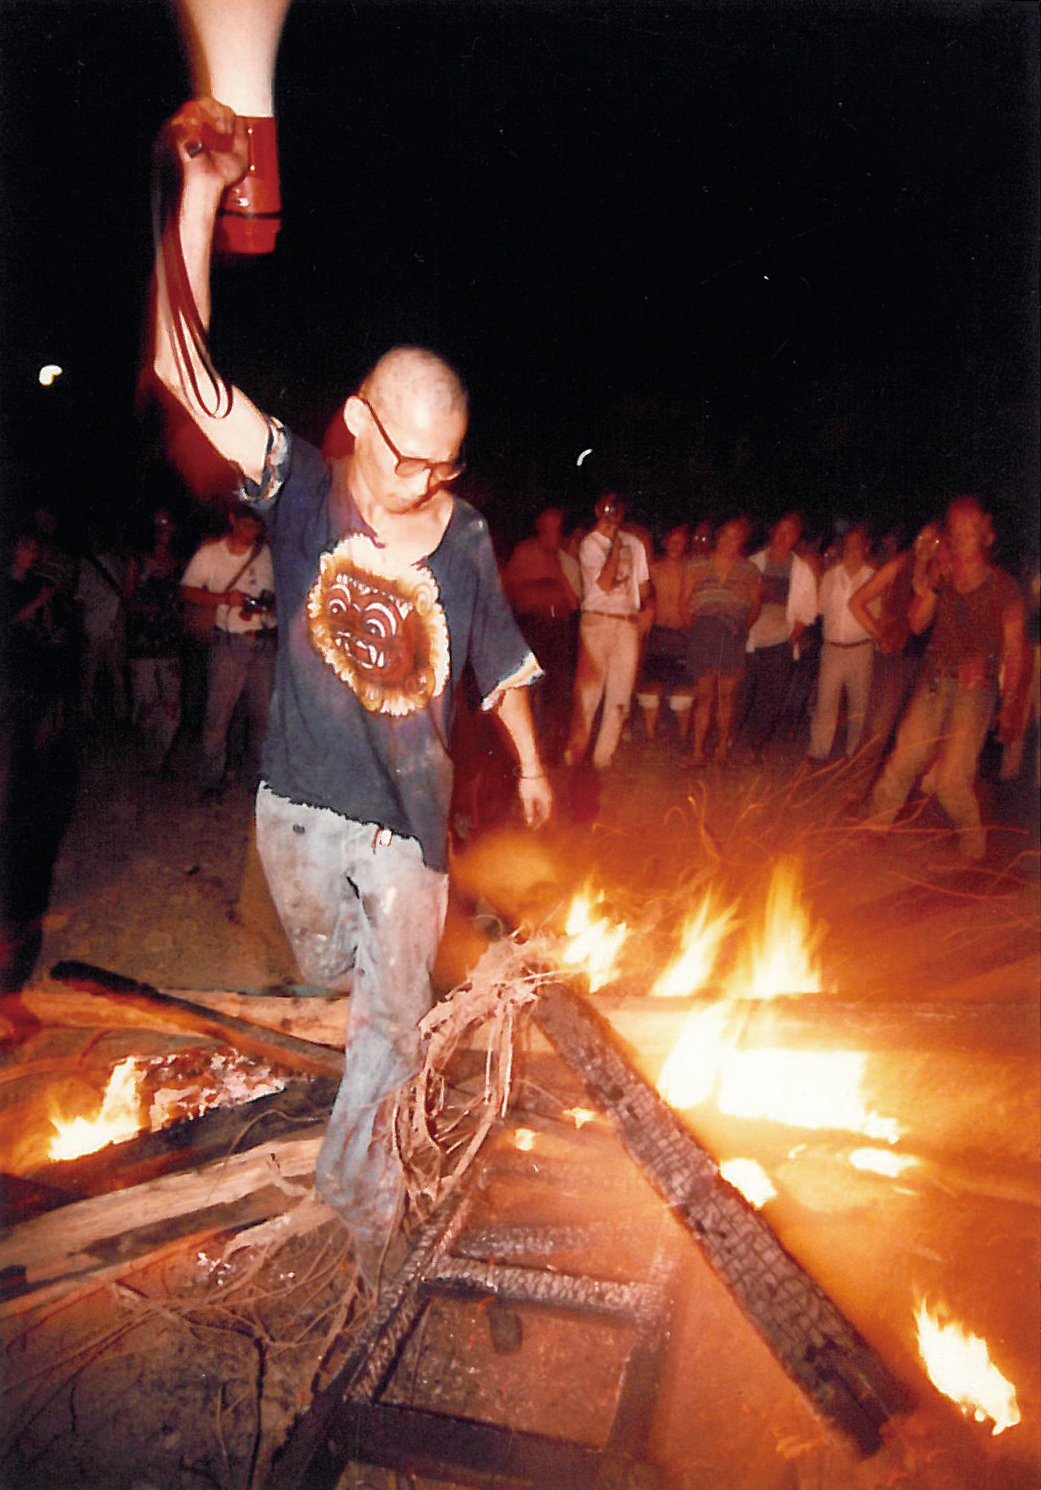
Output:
[
  {"xmin": 1, "ymin": 486, "xmax": 1038, "ymax": 986},
  {"xmin": 497, "ymin": 492, "xmax": 1038, "ymax": 858}
]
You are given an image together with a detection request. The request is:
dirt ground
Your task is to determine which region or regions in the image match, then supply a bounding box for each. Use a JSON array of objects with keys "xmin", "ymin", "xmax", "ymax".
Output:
[{"xmin": 1, "ymin": 714, "xmax": 1039, "ymax": 1490}]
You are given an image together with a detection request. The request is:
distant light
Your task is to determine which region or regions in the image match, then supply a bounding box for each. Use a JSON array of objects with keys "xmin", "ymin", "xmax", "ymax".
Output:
[
  {"xmin": 576, "ymin": 448, "xmax": 592, "ymax": 467},
  {"xmin": 38, "ymin": 364, "xmax": 63, "ymax": 387}
]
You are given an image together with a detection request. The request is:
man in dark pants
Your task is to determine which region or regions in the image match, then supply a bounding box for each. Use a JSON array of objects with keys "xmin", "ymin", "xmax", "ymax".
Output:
[{"xmin": 742, "ymin": 513, "xmax": 818, "ymax": 759}]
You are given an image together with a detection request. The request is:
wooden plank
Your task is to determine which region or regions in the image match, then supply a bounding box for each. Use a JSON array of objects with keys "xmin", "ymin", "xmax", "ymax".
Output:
[
  {"xmin": 0, "ymin": 1133, "xmax": 325, "ymax": 1305},
  {"xmin": 3, "ymin": 1076, "xmax": 340, "ymax": 1225},
  {"xmin": 165, "ymin": 988, "xmax": 348, "ymax": 1048},
  {"xmin": 43, "ymin": 962, "xmax": 344, "ymax": 1078}
]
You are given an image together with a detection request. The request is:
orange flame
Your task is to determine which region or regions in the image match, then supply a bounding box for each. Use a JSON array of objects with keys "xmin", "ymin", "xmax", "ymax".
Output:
[
  {"xmin": 49, "ymin": 1058, "xmax": 144, "ymax": 1162},
  {"xmin": 724, "ymin": 857, "xmax": 822, "ymax": 999},
  {"xmin": 915, "ymin": 1302, "xmax": 1020, "ymax": 1435},
  {"xmin": 660, "ymin": 1021, "xmax": 901, "ymax": 1141},
  {"xmin": 650, "ymin": 891, "xmax": 737, "ymax": 997},
  {"xmin": 560, "ymin": 888, "xmax": 628, "ymax": 991}
]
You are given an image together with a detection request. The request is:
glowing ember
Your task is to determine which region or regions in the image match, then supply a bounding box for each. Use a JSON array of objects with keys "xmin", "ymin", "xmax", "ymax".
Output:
[
  {"xmin": 513, "ymin": 1128, "xmax": 537, "ymax": 1152},
  {"xmin": 560, "ymin": 888, "xmax": 628, "ymax": 991},
  {"xmin": 650, "ymin": 891, "xmax": 737, "ymax": 998},
  {"xmin": 915, "ymin": 1302, "xmax": 1020, "ymax": 1435},
  {"xmin": 724, "ymin": 857, "xmax": 822, "ymax": 999},
  {"xmin": 564, "ymin": 1106, "xmax": 597, "ymax": 1129},
  {"xmin": 49, "ymin": 1058, "xmax": 144, "ymax": 1161},
  {"xmin": 719, "ymin": 1157, "xmax": 776, "ymax": 1208},
  {"xmin": 849, "ymin": 1147, "xmax": 918, "ymax": 1177}
]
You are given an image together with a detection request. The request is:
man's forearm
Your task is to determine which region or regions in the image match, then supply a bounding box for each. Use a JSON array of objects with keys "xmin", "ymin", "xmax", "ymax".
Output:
[
  {"xmin": 494, "ymin": 685, "xmax": 543, "ymax": 774},
  {"xmin": 150, "ymin": 102, "xmax": 270, "ymax": 483}
]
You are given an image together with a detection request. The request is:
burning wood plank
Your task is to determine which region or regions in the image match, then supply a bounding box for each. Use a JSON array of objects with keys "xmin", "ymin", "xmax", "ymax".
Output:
[{"xmin": 530, "ymin": 977, "xmax": 914, "ymax": 1454}]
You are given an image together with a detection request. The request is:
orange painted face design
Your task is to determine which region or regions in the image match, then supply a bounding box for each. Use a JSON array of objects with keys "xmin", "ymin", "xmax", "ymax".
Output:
[{"xmin": 307, "ymin": 536, "xmax": 449, "ymax": 717}]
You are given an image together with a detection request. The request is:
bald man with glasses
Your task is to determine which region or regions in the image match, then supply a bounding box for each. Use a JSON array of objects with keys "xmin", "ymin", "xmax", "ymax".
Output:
[{"xmin": 151, "ymin": 99, "xmax": 552, "ymax": 1280}]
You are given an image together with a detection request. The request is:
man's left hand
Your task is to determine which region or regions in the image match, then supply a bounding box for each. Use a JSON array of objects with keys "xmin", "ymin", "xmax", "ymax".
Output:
[{"xmin": 518, "ymin": 773, "xmax": 553, "ymax": 829}]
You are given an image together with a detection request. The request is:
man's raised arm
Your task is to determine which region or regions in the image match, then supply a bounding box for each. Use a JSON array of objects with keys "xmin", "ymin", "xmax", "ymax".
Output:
[{"xmin": 152, "ymin": 99, "xmax": 271, "ymax": 485}]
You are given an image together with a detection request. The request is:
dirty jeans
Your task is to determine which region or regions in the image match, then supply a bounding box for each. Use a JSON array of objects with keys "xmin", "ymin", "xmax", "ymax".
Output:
[
  {"xmin": 566, "ymin": 612, "xmax": 641, "ymax": 769},
  {"xmin": 255, "ymin": 785, "xmax": 448, "ymax": 1239},
  {"xmin": 869, "ymin": 675, "xmax": 996, "ymax": 859}
]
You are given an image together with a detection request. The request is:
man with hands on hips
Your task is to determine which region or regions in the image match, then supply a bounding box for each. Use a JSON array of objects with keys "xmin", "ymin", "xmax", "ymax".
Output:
[{"xmin": 150, "ymin": 99, "xmax": 552, "ymax": 1278}]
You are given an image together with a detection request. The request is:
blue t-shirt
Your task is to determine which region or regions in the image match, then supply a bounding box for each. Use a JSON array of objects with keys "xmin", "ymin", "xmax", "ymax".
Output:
[{"xmin": 242, "ymin": 430, "xmax": 538, "ymax": 871}]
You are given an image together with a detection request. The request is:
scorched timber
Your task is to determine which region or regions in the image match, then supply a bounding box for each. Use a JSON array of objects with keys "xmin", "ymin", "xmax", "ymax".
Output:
[
  {"xmin": 46, "ymin": 961, "xmax": 343, "ymax": 1078},
  {"xmin": 531, "ymin": 978, "xmax": 913, "ymax": 1454}
]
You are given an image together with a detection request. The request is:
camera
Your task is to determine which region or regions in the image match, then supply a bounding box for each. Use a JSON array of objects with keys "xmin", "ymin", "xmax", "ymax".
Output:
[{"xmin": 241, "ymin": 589, "xmax": 276, "ymax": 618}]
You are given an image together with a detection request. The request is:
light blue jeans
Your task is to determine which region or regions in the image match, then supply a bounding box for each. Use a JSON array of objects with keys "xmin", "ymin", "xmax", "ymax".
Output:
[
  {"xmin": 869, "ymin": 675, "xmax": 996, "ymax": 859},
  {"xmin": 255, "ymin": 785, "xmax": 448, "ymax": 1238}
]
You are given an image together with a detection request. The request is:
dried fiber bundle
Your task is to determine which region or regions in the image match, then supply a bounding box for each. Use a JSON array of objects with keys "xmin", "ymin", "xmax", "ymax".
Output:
[{"xmin": 395, "ymin": 936, "xmax": 558, "ymax": 1215}]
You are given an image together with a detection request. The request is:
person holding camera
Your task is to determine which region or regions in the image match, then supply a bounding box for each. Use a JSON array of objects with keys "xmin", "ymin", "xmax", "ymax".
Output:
[
  {"xmin": 564, "ymin": 493, "xmax": 651, "ymax": 772},
  {"xmin": 180, "ymin": 504, "xmax": 277, "ymax": 798},
  {"xmin": 867, "ymin": 496, "xmax": 1026, "ymax": 860}
]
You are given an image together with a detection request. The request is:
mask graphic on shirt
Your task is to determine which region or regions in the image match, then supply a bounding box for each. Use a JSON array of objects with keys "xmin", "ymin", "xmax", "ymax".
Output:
[{"xmin": 307, "ymin": 535, "xmax": 450, "ymax": 716}]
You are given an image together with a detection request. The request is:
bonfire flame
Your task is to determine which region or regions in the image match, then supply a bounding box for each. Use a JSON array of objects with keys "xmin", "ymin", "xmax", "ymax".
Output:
[
  {"xmin": 560, "ymin": 888, "xmax": 628, "ymax": 991},
  {"xmin": 915, "ymin": 1302, "xmax": 1020, "ymax": 1436},
  {"xmin": 650, "ymin": 891, "xmax": 737, "ymax": 998},
  {"xmin": 725, "ymin": 857, "xmax": 822, "ymax": 999},
  {"xmin": 49, "ymin": 1058, "xmax": 144, "ymax": 1162},
  {"xmin": 657, "ymin": 860, "xmax": 901, "ymax": 1143}
]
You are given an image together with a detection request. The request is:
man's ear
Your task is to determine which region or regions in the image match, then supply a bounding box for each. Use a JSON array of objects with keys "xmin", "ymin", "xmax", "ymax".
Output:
[{"xmin": 342, "ymin": 395, "xmax": 365, "ymax": 440}]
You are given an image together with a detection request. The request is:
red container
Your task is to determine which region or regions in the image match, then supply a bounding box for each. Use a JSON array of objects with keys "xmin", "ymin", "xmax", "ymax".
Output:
[{"xmin": 215, "ymin": 115, "xmax": 281, "ymax": 255}]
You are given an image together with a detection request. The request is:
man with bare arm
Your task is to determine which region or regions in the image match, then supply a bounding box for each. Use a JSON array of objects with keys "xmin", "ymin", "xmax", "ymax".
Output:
[
  {"xmin": 151, "ymin": 100, "xmax": 552, "ymax": 1278},
  {"xmin": 868, "ymin": 497, "xmax": 1025, "ymax": 860}
]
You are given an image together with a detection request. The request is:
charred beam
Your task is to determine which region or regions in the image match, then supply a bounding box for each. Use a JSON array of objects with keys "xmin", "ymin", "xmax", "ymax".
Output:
[
  {"xmin": 531, "ymin": 978, "xmax": 913, "ymax": 1454},
  {"xmin": 427, "ymin": 1254, "xmax": 661, "ymax": 1318},
  {"xmin": 317, "ymin": 1401, "xmax": 658, "ymax": 1490}
]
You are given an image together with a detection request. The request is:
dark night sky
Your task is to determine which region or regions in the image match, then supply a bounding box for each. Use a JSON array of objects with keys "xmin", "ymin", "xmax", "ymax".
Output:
[{"xmin": 1, "ymin": 0, "xmax": 1037, "ymax": 551}]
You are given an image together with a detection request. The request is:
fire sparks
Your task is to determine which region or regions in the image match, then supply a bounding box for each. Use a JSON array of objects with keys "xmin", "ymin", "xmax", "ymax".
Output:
[
  {"xmin": 719, "ymin": 1157, "xmax": 776, "ymax": 1209},
  {"xmin": 49, "ymin": 1058, "xmax": 144, "ymax": 1161},
  {"xmin": 560, "ymin": 888, "xmax": 628, "ymax": 991},
  {"xmin": 724, "ymin": 857, "xmax": 822, "ymax": 999},
  {"xmin": 915, "ymin": 1302, "xmax": 1020, "ymax": 1436},
  {"xmin": 649, "ymin": 891, "xmax": 737, "ymax": 998},
  {"xmin": 513, "ymin": 1128, "xmax": 537, "ymax": 1152}
]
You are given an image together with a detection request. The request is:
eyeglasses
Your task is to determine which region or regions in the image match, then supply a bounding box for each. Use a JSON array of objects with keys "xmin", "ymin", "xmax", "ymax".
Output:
[{"xmin": 356, "ymin": 395, "xmax": 465, "ymax": 483}]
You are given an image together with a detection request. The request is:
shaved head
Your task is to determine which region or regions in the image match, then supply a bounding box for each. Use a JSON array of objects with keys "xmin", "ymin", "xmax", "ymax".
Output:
[{"xmin": 361, "ymin": 346, "xmax": 468, "ymax": 427}]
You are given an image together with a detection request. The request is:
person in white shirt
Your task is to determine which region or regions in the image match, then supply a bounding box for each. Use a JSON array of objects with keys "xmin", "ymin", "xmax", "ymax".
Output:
[
  {"xmin": 564, "ymin": 493, "xmax": 651, "ymax": 771},
  {"xmin": 180, "ymin": 505, "xmax": 277, "ymax": 796},
  {"xmin": 808, "ymin": 527, "xmax": 876, "ymax": 761}
]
